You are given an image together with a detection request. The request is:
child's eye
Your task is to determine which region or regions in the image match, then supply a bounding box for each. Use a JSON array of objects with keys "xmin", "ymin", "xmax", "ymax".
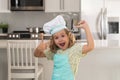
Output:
[
  {"xmin": 61, "ymin": 35, "xmax": 65, "ymax": 37},
  {"xmin": 54, "ymin": 37, "xmax": 58, "ymax": 40}
]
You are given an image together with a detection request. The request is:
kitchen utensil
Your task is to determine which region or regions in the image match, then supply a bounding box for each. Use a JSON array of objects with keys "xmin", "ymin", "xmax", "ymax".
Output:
[
  {"xmin": 26, "ymin": 27, "xmax": 33, "ymax": 33},
  {"xmin": 26, "ymin": 27, "xmax": 42, "ymax": 33}
]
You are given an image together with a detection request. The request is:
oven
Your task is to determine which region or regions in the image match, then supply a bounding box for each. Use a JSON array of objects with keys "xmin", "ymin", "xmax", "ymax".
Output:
[{"xmin": 7, "ymin": 30, "xmax": 52, "ymax": 40}]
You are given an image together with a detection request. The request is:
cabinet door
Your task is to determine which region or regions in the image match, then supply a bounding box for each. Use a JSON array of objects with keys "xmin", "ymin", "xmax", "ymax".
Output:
[
  {"xmin": 64, "ymin": 0, "xmax": 80, "ymax": 12},
  {"xmin": 0, "ymin": 0, "xmax": 10, "ymax": 13},
  {"xmin": 45, "ymin": 0, "xmax": 61, "ymax": 12},
  {"xmin": 45, "ymin": 0, "xmax": 80, "ymax": 12}
]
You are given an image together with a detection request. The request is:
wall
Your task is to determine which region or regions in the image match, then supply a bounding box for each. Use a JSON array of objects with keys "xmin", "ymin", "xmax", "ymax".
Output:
[
  {"xmin": 0, "ymin": 12, "xmax": 55, "ymax": 33},
  {"xmin": 0, "ymin": 12, "xmax": 79, "ymax": 33}
]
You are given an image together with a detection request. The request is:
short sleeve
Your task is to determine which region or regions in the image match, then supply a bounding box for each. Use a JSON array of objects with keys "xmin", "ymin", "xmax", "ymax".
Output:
[
  {"xmin": 75, "ymin": 43, "xmax": 86, "ymax": 57},
  {"xmin": 68, "ymin": 43, "xmax": 86, "ymax": 75},
  {"xmin": 44, "ymin": 47, "xmax": 54, "ymax": 60},
  {"xmin": 69, "ymin": 43, "xmax": 86, "ymax": 58}
]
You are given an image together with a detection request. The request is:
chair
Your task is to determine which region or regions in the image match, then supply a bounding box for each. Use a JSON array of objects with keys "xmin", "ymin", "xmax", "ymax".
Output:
[{"xmin": 7, "ymin": 40, "xmax": 44, "ymax": 80}]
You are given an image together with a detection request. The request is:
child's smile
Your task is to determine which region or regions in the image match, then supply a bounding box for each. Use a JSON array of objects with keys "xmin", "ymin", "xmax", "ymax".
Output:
[
  {"xmin": 59, "ymin": 42, "xmax": 65, "ymax": 47},
  {"xmin": 53, "ymin": 29, "xmax": 69, "ymax": 50}
]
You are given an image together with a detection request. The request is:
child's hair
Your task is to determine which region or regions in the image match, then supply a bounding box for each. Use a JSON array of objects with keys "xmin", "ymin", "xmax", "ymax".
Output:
[{"xmin": 49, "ymin": 28, "xmax": 76, "ymax": 53}]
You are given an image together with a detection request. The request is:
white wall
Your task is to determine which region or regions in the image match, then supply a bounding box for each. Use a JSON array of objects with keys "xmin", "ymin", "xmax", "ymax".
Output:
[{"xmin": 0, "ymin": 12, "xmax": 54, "ymax": 33}]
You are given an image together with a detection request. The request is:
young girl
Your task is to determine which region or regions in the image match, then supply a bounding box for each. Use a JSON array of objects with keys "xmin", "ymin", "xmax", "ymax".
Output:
[{"xmin": 34, "ymin": 15, "xmax": 94, "ymax": 80}]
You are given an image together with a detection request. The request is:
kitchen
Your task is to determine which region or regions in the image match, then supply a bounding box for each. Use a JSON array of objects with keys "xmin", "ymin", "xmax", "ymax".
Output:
[{"xmin": 0, "ymin": 0, "xmax": 120, "ymax": 80}]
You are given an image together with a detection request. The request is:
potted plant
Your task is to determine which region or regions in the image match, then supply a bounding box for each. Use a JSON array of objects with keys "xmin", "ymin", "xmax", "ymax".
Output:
[{"xmin": 0, "ymin": 23, "xmax": 9, "ymax": 33}]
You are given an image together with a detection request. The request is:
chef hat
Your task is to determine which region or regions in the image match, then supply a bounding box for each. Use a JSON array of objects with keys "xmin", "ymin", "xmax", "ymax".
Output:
[{"xmin": 43, "ymin": 15, "xmax": 67, "ymax": 35}]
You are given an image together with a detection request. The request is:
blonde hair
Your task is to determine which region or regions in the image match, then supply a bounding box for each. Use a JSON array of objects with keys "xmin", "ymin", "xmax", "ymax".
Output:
[{"xmin": 49, "ymin": 29, "xmax": 76, "ymax": 53}]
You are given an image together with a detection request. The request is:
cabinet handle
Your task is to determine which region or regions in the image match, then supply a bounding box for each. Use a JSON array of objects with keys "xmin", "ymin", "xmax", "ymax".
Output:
[
  {"xmin": 8, "ymin": 0, "xmax": 10, "ymax": 10},
  {"xmin": 63, "ymin": 0, "xmax": 64, "ymax": 10},
  {"xmin": 79, "ymin": 0, "xmax": 81, "ymax": 11},
  {"xmin": 60, "ymin": 0, "xmax": 62, "ymax": 10},
  {"xmin": 60, "ymin": 0, "xmax": 64, "ymax": 10}
]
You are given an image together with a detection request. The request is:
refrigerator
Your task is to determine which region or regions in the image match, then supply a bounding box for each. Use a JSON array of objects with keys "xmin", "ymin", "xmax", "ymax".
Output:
[
  {"xmin": 77, "ymin": 1, "xmax": 120, "ymax": 80},
  {"xmin": 80, "ymin": 0, "xmax": 108, "ymax": 40}
]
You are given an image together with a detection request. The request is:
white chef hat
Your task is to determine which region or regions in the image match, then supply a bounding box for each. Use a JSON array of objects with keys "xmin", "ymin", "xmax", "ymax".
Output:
[{"xmin": 43, "ymin": 15, "xmax": 67, "ymax": 35}]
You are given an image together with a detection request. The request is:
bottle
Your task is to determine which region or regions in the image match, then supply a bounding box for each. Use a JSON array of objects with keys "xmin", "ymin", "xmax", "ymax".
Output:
[
  {"xmin": 72, "ymin": 13, "xmax": 79, "ymax": 33},
  {"xmin": 15, "ymin": 0, "xmax": 19, "ymax": 8}
]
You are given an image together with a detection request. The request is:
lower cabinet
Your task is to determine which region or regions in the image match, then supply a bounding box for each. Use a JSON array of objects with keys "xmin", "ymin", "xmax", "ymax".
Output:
[{"xmin": 0, "ymin": 49, "xmax": 7, "ymax": 80}]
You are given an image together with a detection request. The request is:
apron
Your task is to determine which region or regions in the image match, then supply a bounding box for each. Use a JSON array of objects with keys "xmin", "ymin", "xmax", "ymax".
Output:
[{"xmin": 52, "ymin": 53, "xmax": 74, "ymax": 80}]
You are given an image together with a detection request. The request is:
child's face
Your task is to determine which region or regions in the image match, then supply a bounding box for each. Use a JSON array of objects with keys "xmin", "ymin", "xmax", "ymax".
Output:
[{"xmin": 53, "ymin": 29, "xmax": 69, "ymax": 50}]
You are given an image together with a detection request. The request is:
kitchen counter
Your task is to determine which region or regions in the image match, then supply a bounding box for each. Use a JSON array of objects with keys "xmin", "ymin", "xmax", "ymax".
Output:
[
  {"xmin": 78, "ymin": 39, "xmax": 120, "ymax": 49},
  {"xmin": 0, "ymin": 33, "xmax": 8, "ymax": 40},
  {"xmin": 0, "ymin": 33, "xmax": 7, "ymax": 36}
]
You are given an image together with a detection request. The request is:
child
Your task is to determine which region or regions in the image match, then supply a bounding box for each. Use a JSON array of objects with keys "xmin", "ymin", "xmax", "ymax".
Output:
[{"xmin": 34, "ymin": 15, "xmax": 94, "ymax": 80}]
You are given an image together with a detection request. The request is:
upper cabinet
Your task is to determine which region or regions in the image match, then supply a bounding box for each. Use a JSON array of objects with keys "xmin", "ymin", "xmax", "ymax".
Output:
[
  {"xmin": 0, "ymin": 0, "xmax": 10, "ymax": 13},
  {"xmin": 45, "ymin": 0, "xmax": 80, "ymax": 12}
]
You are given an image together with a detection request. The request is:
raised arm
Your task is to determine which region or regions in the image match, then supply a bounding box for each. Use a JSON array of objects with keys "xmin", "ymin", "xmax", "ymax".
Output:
[
  {"xmin": 76, "ymin": 20, "xmax": 94, "ymax": 54},
  {"xmin": 34, "ymin": 33, "xmax": 47, "ymax": 57}
]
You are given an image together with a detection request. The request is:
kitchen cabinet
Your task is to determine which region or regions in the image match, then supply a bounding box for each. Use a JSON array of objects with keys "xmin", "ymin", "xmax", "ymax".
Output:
[
  {"xmin": 45, "ymin": 0, "xmax": 80, "ymax": 12},
  {"xmin": 0, "ymin": 48, "xmax": 7, "ymax": 80},
  {"xmin": 0, "ymin": 0, "xmax": 10, "ymax": 13}
]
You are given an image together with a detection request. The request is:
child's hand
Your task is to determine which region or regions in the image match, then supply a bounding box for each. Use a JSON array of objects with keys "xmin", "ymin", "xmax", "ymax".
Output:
[
  {"xmin": 39, "ymin": 33, "xmax": 46, "ymax": 49},
  {"xmin": 40, "ymin": 33, "xmax": 44, "ymax": 42},
  {"xmin": 34, "ymin": 33, "xmax": 46, "ymax": 57},
  {"xmin": 75, "ymin": 20, "xmax": 89, "ymax": 29}
]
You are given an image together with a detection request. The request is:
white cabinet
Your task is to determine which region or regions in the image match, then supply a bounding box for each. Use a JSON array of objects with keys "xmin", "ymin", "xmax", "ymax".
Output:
[
  {"xmin": 0, "ymin": 0, "xmax": 10, "ymax": 13},
  {"xmin": 0, "ymin": 40, "xmax": 7, "ymax": 48},
  {"xmin": 45, "ymin": 0, "xmax": 80, "ymax": 12}
]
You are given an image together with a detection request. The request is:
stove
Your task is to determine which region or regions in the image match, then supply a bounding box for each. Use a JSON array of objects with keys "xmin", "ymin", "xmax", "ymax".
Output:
[
  {"xmin": 7, "ymin": 30, "xmax": 80, "ymax": 40},
  {"xmin": 8, "ymin": 31, "xmax": 39, "ymax": 39}
]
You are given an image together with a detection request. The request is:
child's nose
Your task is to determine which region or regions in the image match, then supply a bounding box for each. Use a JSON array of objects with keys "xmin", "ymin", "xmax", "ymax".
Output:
[{"xmin": 58, "ymin": 37, "xmax": 63, "ymax": 42}]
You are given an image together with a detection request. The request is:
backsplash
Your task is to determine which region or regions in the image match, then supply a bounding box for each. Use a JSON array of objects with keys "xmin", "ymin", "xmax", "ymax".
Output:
[
  {"xmin": 0, "ymin": 12, "xmax": 80, "ymax": 33},
  {"xmin": 0, "ymin": 12, "xmax": 54, "ymax": 33}
]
